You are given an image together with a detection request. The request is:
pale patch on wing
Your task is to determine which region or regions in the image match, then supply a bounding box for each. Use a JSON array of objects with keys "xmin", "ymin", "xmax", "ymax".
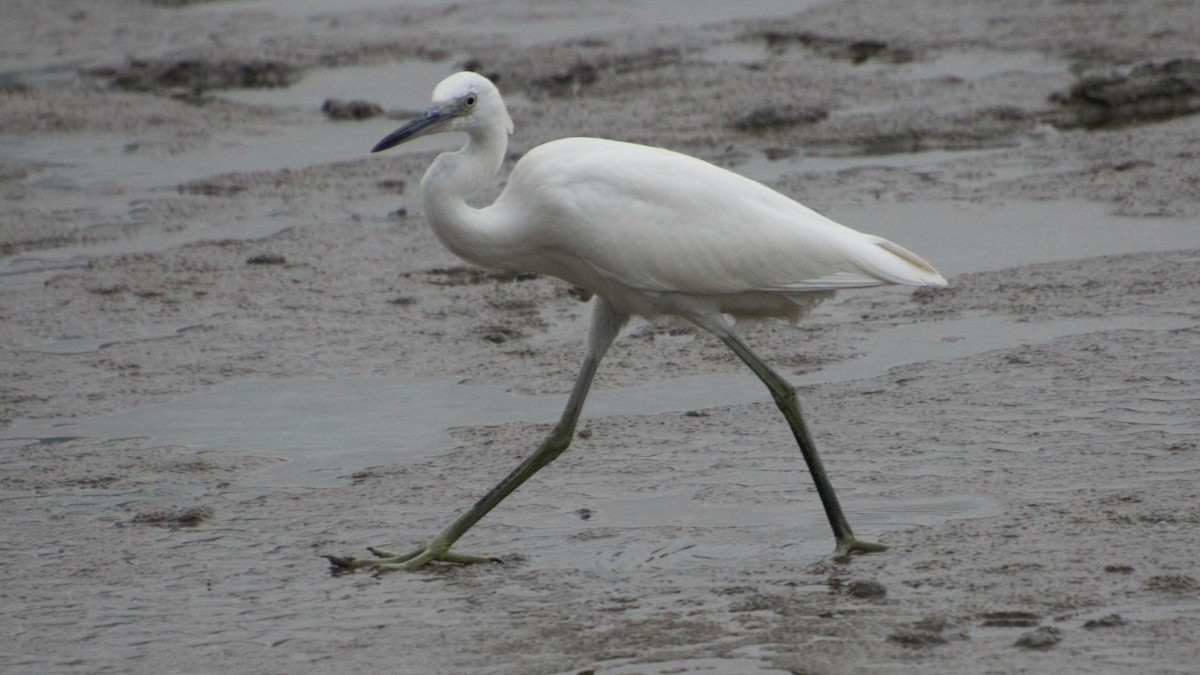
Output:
[
  {"xmin": 873, "ymin": 239, "xmax": 942, "ymax": 277},
  {"xmin": 843, "ymin": 237, "xmax": 948, "ymax": 288},
  {"xmin": 777, "ymin": 271, "xmax": 890, "ymax": 291}
]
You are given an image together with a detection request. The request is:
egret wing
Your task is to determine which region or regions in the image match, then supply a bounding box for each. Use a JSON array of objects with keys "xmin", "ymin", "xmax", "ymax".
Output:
[{"xmin": 505, "ymin": 138, "xmax": 943, "ymax": 294}]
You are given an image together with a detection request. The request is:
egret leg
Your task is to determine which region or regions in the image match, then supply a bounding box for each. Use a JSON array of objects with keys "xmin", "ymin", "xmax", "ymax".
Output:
[
  {"xmin": 326, "ymin": 298, "xmax": 627, "ymax": 574},
  {"xmin": 686, "ymin": 313, "xmax": 886, "ymax": 557}
]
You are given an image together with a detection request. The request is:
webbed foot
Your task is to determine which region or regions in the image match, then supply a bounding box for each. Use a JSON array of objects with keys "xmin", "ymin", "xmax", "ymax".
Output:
[
  {"xmin": 834, "ymin": 536, "xmax": 888, "ymax": 558},
  {"xmin": 324, "ymin": 544, "xmax": 501, "ymax": 575}
]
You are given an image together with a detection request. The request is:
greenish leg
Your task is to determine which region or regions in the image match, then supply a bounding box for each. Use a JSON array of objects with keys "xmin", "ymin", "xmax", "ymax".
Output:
[
  {"xmin": 686, "ymin": 313, "xmax": 886, "ymax": 557},
  {"xmin": 325, "ymin": 299, "xmax": 627, "ymax": 574}
]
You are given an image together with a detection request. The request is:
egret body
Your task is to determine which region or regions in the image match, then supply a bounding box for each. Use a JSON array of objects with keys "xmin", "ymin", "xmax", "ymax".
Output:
[{"xmin": 327, "ymin": 72, "xmax": 946, "ymax": 573}]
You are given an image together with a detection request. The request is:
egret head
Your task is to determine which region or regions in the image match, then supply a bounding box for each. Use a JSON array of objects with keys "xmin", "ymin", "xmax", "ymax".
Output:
[{"xmin": 372, "ymin": 72, "xmax": 513, "ymax": 153}]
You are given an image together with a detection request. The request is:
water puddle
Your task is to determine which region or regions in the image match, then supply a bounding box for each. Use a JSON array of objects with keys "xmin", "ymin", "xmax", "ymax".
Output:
[
  {"xmin": 212, "ymin": 0, "xmax": 453, "ymax": 19},
  {"xmin": 181, "ymin": 0, "xmax": 821, "ymax": 52},
  {"xmin": 4, "ymin": 312, "xmax": 1192, "ymax": 487},
  {"xmin": 828, "ymin": 200, "xmax": 1200, "ymax": 276},
  {"xmin": 1, "ymin": 119, "xmax": 431, "ymax": 195},
  {"xmin": 219, "ymin": 0, "xmax": 821, "ymax": 41},
  {"xmin": 219, "ymin": 60, "xmax": 459, "ymax": 113},
  {"xmin": 874, "ymin": 49, "xmax": 1071, "ymax": 82}
]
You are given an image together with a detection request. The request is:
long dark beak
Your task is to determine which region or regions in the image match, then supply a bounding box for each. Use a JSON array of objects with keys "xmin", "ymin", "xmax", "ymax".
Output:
[{"xmin": 371, "ymin": 105, "xmax": 454, "ymax": 153}]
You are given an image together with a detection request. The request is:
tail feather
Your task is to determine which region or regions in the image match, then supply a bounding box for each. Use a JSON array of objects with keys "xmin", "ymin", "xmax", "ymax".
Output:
[{"xmin": 858, "ymin": 236, "xmax": 948, "ymax": 287}]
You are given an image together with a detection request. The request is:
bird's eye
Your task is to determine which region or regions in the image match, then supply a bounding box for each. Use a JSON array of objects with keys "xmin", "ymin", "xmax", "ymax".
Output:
[{"xmin": 464, "ymin": 94, "xmax": 477, "ymax": 108}]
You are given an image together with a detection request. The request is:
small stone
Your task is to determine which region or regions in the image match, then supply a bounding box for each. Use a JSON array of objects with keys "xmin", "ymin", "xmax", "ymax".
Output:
[
  {"xmin": 131, "ymin": 506, "xmax": 213, "ymax": 529},
  {"xmin": 1083, "ymin": 614, "xmax": 1127, "ymax": 629},
  {"xmin": 321, "ymin": 98, "xmax": 383, "ymax": 120},
  {"xmin": 979, "ymin": 610, "xmax": 1040, "ymax": 628},
  {"xmin": 887, "ymin": 629, "xmax": 948, "ymax": 647},
  {"xmin": 845, "ymin": 579, "xmax": 887, "ymax": 599},
  {"xmin": 1014, "ymin": 626, "xmax": 1061, "ymax": 650},
  {"xmin": 246, "ymin": 253, "xmax": 286, "ymax": 266}
]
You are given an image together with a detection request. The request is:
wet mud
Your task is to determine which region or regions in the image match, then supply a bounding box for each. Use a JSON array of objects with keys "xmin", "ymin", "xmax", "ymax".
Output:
[
  {"xmin": 1048, "ymin": 58, "xmax": 1200, "ymax": 129},
  {"xmin": 93, "ymin": 57, "xmax": 301, "ymax": 96},
  {"xmin": 2, "ymin": 0, "xmax": 1199, "ymax": 674}
]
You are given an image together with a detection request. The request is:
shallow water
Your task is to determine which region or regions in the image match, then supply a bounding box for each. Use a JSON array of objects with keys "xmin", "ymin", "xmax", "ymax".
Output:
[
  {"xmin": 219, "ymin": 59, "xmax": 461, "ymax": 113},
  {"xmin": 830, "ymin": 200, "xmax": 1200, "ymax": 275},
  {"xmin": 223, "ymin": 0, "xmax": 817, "ymax": 33},
  {"xmin": 6, "ymin": 311, "xmax": 1191, "ymax": 487}
]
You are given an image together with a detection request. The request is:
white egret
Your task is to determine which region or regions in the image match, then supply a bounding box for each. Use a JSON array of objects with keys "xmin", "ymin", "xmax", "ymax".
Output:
[{"xmin": 326, "ymin": 72, "xmax": 946, "ymax": 574}]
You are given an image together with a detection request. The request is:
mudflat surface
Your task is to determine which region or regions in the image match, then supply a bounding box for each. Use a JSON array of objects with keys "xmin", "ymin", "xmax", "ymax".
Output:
[{"xmin": 2, "ymin": 1, "xmax": 1199, "ymax": 673}]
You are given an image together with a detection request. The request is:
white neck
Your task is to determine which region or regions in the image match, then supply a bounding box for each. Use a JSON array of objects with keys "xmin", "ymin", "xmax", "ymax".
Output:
[{"xmin": 420, "ymin": 125, "xmax": 514, "ymax": 270}]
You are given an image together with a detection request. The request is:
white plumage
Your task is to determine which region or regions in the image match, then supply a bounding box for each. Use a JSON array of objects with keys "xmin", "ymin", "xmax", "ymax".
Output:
[
  {"xmin": 489, "ymin": 136, "xmax": 944, "ymax": 320},
  {"xmin": 326, "ymin": 71, "xmax": 947, "ymax": 574}
]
